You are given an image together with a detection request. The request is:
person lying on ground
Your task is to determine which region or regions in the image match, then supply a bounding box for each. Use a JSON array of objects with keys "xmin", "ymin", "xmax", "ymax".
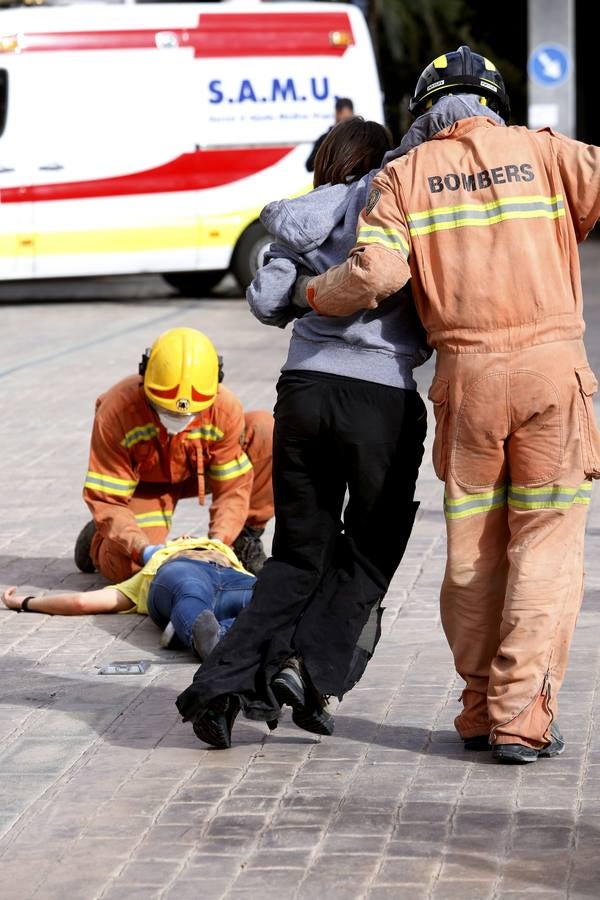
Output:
[{"xmin": 2, "ymin": 537, "xmax": 256, "ymax": 661}]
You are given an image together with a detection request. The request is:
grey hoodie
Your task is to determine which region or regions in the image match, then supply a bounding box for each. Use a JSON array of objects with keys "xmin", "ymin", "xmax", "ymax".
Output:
[{"xmin": 247, "ymin": 95, "xmax": 503, "ymax": 390}]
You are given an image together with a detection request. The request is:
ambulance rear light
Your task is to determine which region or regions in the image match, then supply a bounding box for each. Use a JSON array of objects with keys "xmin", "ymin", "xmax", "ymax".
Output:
[
  {"xmin": 329, "ymin": 31, "xmax": 352, "ymax": 48},
  {"xmin": 0, "ymin": 35, "xmax": 19, "ymax": 54}
]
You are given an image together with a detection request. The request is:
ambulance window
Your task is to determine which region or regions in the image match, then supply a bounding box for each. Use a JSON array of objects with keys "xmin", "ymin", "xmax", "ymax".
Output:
[{"xmin": 0, "ymin": 71, "xmax": 7, "ymax": 139}]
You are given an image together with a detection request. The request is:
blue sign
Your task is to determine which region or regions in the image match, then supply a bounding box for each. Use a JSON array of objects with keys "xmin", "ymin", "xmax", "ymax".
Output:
[{"xmin": 529, "ymin": 44, "xmax": 571, "ymax": 88}]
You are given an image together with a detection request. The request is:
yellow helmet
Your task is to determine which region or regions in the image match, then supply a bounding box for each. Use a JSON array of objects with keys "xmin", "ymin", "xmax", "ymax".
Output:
[{"xmin": 143, "ymin": 327, "xmax": 219, "ymax": 414}]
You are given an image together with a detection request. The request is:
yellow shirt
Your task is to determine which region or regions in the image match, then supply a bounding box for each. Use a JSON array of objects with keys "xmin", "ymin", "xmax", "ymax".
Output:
[{"xmin": 115, "ymin": 537, "xmax": 250, "ymax": 615}]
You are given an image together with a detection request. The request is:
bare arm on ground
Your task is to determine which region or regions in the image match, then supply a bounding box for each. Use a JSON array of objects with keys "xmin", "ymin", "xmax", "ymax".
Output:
[{"xmin": 1, "ymin": 586, "xmax": 134, "ymax": 615}]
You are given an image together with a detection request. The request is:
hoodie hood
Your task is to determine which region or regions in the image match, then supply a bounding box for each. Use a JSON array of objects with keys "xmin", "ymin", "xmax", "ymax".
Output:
[
  {"xmin": 260, "ymin": 181, "xmax": 364, "ymax": 253},
  {"xmin": 250, "ymin": 94, "xmax": 505, "ymax": 386},
  {"xmin": 261, "ymin": 94, "xmax": 504, "ymax": 254},
  {"xmin": 382, "ymin": 93, "xmax": 505, "ymax": 165}
]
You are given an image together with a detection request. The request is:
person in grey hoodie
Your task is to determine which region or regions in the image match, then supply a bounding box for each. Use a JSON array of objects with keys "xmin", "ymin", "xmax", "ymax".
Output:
[{"xmin": 177, "ymin": 118, "xmax": 430, "ymax": 749}]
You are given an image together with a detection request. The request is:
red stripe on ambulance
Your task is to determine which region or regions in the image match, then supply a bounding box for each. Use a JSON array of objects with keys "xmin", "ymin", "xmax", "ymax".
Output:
[
  {"xmin": 17, "ymin": 12, "xmax": 354, "ymax": 58},
  {"xmin": 0, "ymin": 146, "xmax": 294, "ymax": 204}
]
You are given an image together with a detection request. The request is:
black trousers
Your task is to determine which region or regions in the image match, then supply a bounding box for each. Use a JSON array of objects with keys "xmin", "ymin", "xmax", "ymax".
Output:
[{"xmin": 177, "ymin": 371, "xmax": 427, "ymax": 723}]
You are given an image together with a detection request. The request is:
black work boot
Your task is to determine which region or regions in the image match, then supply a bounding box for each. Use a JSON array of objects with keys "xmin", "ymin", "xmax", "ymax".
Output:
[
  {"xmin": 232, "ymin": 525, "xmax": 267, "ymax": 575},
  {"xmin": 192, "ymin": 694, "xmax": 240, "ymax": 749},
  {"xmin": 492, "ymin": 742, "xmax": 539, "ymax": 764},
  {"xmin": 493, "ymin": 722, "xmax": 565, "ymax": 764},
  {"xmin": 538, "ymin": 723, "xmax": 566, "ymax": 758},
  {"xmin": 272, "ymin": 658, "xmax": 335, "ymax": 737},
  {"xmin": 74, "ymin": 520, "xmax": 97, "ymax": 573}
]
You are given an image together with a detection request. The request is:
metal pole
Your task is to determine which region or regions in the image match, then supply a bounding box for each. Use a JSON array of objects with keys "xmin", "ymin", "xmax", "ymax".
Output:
[{"xmin": 528, "ymin": 0, "xmax": 575, "ymax": 136}]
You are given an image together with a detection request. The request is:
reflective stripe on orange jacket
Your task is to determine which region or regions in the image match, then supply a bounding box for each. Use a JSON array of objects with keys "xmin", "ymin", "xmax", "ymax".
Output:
[
  {"xmin": 308, "ymin": 119, "xmax": 600, "ymax": 352},
  {"xmin": 83, "ymin": 376, "xmax": 254, "ymax": 561}
]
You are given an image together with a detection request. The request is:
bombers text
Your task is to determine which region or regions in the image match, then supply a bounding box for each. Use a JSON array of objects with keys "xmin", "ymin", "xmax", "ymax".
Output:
[{"xmin": 428, "ymin": 163, "xmax": 535, "ymax": 193}]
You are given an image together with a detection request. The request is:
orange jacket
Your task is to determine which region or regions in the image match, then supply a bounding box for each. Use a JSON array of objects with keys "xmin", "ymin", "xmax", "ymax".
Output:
[
  {"xmin": 308, "ymin": 119, "xmax": 600, "ymax": 352},
  {"xmin": 83, "ymin": 376, "xmax": 254, "ymax": 561}
]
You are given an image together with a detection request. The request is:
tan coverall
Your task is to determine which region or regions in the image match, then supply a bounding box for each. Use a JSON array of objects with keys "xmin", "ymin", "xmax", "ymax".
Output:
[
  {"xmin": 83, "ymin": 376, "xmax": 274, "ymax": 583},
  {"xmin": 308, "ymin": 117, "xmax": 600, "ymax": 748}
]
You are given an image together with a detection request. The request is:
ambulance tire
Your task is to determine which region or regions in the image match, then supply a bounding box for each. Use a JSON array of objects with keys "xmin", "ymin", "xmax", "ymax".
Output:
[
  {"xmin": 231, "ymin": 221, "xmax": 272, "ymax": 290},
  {"xmin": 162, "ymin": 270, "xmax": 224, "ymax": 297}
]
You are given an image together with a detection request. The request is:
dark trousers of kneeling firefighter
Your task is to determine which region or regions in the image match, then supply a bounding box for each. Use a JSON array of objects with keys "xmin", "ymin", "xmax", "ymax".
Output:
[{"xmin": 177, "ymin": 370, "xmax": 427, "ymax": 724}]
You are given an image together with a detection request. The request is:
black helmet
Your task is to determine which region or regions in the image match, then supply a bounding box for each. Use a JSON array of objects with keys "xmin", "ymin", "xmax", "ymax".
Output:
[{"xmin": 409, "ymin": 45, "xmax": 510, "ymax": 121}]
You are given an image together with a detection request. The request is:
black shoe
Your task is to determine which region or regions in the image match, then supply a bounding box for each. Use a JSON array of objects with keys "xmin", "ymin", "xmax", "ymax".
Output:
[
  {"xmin": 272, "ymin": 662, "xmax": 306, "ymax": 706},
  {"xmin": 493, "ymin": 743, "xmax": 539, "ymax": 764},
  {"xmin": 493, "ymin": 723, "xmax": 565, "ymax": 764},
  {"xmin": 233, "ymin": 525, "xmax": 267, "ymax": 575},
  {"xmin": 192, "ymin": 695, "xmax": 240, "ymax": 749},
  {"xmin": 272, "ymin": 661, "xmax": 335, "ymax": 737},
  {"xmin": 463, "ymin": 734, "xmax": 491, "ymax": 751},
  {"xmin": 191, "ymin": 610, "xmax": 220, "ymax": 660},
  {"xmin": 74, "ymin": 521, "xmax": 97, "ymax": 573},
  {"xmin": 538, "ymin": 723, "xmax": 566, "ymax": 758}
]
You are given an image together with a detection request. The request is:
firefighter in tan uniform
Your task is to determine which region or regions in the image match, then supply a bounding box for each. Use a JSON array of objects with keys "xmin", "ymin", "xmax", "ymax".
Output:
[
  {"xmin": 307, "ymin": 47, "xmax": 600, "ymax": 763},
  {"xmin": 74, "ymin": 328, "xmax": 274, "ymax": 580}
]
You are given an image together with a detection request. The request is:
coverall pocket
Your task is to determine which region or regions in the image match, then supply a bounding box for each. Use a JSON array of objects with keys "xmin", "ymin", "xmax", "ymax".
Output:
[
  {"xmin": 575, "ymin": 366, "xmax": 600, "ymax": 478},
  {"xmin": 428, "ymin": 376, "xmax": 450, "ymax": 481}
]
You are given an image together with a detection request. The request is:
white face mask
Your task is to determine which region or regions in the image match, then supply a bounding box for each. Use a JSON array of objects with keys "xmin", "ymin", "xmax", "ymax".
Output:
[{"xmin": 155, "ymin": 408, "xmax": 196, "ymax": 435}]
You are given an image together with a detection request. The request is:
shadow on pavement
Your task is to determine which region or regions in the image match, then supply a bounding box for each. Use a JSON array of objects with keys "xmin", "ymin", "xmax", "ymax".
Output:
[
  {"xmin": 0, "ymin": 653, "xmax": 569, "ymax": 765},
  {"xmin": 0, "ymin": 656, "xmax": 597, "ymax": 894}
]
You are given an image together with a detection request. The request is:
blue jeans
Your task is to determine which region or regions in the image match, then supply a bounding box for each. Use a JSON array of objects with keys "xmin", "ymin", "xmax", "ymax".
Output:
[{"xmin": 147, "ymin": 558, "xmax": 256, "ymax": 649}]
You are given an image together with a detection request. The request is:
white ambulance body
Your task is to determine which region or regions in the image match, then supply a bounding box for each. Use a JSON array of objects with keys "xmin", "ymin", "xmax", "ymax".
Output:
[{"xmin": 0, "ymin": 1, "xmax": 383, "ymax": 291}]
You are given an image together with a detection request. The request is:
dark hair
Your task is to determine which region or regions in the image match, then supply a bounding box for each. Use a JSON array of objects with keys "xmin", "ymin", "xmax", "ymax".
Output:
[
  {"xmin": 335, "ymin": 97, "xmax": 354, "ymax": 114},
  {"xmin": 313, "ymin": 117, "xmax": 392, "ymax": 189}
]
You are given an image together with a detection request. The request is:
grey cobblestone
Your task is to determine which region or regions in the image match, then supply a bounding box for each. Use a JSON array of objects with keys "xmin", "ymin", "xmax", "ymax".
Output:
[{"xmin": 0, "ymin": 249, "xmax": 599, "ymax": 898}]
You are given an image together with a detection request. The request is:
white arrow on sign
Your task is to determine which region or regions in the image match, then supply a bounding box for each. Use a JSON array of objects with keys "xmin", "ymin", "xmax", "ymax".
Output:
[{"xmin": 538, "ymin": 51, "xmax": 562, "ymax": 80}]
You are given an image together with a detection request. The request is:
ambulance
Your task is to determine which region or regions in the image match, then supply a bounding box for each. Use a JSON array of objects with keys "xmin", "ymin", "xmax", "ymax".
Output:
[{"xmin": 0, "ymin": 1, "xmax": 383, "ymax": 293}]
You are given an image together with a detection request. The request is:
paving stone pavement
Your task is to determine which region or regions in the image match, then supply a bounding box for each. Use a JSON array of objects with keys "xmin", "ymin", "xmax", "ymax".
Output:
[{"xmin": 1, "ymin": 246, "xmax": 600, "ymax": 900}]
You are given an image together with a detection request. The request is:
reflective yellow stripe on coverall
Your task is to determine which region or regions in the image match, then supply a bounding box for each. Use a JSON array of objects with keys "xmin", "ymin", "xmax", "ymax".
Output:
[{"xmin": 434, "ymin": 342, "xmax": 596, "ymax": 747}]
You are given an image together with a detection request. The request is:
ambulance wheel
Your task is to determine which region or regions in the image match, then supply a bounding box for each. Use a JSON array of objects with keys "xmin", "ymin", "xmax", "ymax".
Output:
[
  {"xmin": 231, "ymin": 221, "xmax": 272, "ymax": 290},
  {"xmin": 162, "ymin": 270, "xmax": 224, "ymax": 297}
]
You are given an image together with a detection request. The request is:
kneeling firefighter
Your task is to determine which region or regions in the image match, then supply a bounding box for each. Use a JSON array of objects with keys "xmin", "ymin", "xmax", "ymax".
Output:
[
  {"xmin": 307, "ymin": 46, "xmax": 600, "ymax": 763},
  {"xmin": 75, "ymin": 327, "xmax": 273, "ymax": 578}
]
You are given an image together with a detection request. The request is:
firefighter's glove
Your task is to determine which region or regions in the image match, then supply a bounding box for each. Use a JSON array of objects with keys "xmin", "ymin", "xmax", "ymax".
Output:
[{"xmin": 142, "ymin": 544, "xmax": 165, "ymax": 565}]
